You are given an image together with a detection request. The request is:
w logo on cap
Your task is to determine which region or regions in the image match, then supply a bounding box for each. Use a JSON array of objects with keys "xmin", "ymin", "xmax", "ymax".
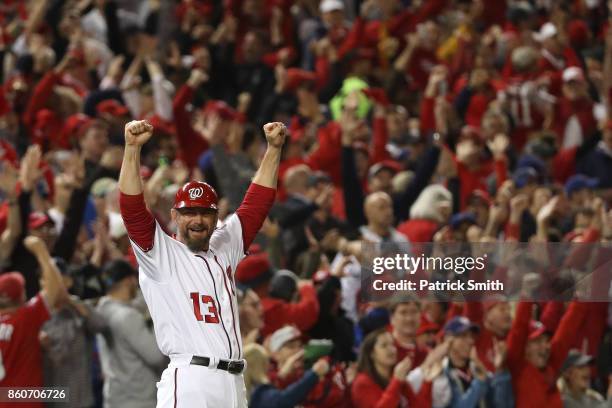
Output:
[
  {"xmin": 175, "ymin": 181, "xmax": 218, "ymax": 209},
  {"xmin": 189, "ymin": 187, "xmax": 204, "ymax": 200}
]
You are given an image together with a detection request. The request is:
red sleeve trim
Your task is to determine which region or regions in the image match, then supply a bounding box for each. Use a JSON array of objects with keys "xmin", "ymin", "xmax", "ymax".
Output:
[
  {"xmin": 235, "ymin": 183, "xmax": 276, "ymax": 251},
  {"xmin": 119, "ymin": 192, "xmax": 156, "ymax": 252}
]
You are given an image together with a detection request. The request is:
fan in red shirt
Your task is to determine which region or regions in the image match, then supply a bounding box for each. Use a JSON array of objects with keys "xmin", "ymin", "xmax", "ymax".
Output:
[
  {"xmin": 387, "ymin": 296, "xmax": 429, "ymax": 367},
  {"xmin": 506, "ymin": 301, "xmax": 588, "ymax": 408},
  {"xmin": 235, "ymin": 253, "xmax": 320, "ymax": 337},
  {"xmin": 351, "ymin": 328, "xmax": 432, "ymax": 408},
  {"xmin": 500, "ymin": 45, "xmax": 551, "ymax": 151},
  {"xmin": 0, "ymin": 236, "xmax": 66, "ymax": 408},
  {"xmin": 552, "ymin": 67, "xmax": 599, "ymax": 149},
  {"xmin": 464, "ymin": 299, "xmax": 513, "ymax": 373},
  {"xmin": 448, "ymin": 126, "xmax": 508, "ymax": 210},
  {"xmin": 533, "ymin": 22, "xmax": 582, "ymax": 74}
]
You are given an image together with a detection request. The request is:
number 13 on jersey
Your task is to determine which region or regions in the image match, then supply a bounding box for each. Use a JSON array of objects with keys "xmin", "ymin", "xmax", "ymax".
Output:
[{"xmin": 190, "ymin": 292, "xmax": 220, "ymax": 323}]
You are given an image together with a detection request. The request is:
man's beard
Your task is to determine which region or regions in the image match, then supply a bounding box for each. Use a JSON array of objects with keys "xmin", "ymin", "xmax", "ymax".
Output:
[{"xmin": 183, "ymin": 229, "xmax": 213, "ymax": 252}]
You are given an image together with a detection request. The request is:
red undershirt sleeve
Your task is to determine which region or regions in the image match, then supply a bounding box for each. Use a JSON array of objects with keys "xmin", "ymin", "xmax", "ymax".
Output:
[
  {"xmin": 235, "ymin": 183, "xmax": 276, "ymax": 250},
  {"xmin": 119, "ymin": 192, "xmax": 156, "ymax": 252}
]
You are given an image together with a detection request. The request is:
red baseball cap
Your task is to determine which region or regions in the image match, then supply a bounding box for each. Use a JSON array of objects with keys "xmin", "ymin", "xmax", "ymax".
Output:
[
  {"xmin": 60, "ymin": 114, "xmax": 91, "ymax": 147},
  {"xmin": 369, "ymin": 160, "xmax": 402, "ymax": 178},
  {"xmin": 174, "ymin": 181, "xmax": 218, "ymax": 210},
  {"xmin": 416, "ymin": 321, "xmax": 440, "ymax": 336},
  {"xmin": 29, "ymin": 212, "xmax": 54, "ymax": 230},
  {"xmin": 203, "ymin": 100, "xmax": 240, "ymax": 121},
  {"xmin": 32, "ymin": 109, "xmax": 62, "ymax": 147},
  {"xmin": 285, "ymin": 68, "xmax": 317, "ymax": 92},
  {"xmin": 528, "ymin": 320, "xmax": 549, "ymax": 340},
  {"xmin": 0, "ymin": 272, "xmax": 25, "ymax": 303},
  {"xmin": 96, "ymin": 99, "xmax": 129, "ymax": 117},
  {"xmin": 148, "ymin": 115, "xmax": 175, "ymax": 137},
  {"xmin": 235, "ymin": 253, "xmax": 272, "ymax": 288}
]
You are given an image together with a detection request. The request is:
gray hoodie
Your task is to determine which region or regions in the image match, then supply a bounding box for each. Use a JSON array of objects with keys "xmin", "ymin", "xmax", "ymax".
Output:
[{"xmin": 96, "ymin": 296, "xmax": 167, "ymax": 408}]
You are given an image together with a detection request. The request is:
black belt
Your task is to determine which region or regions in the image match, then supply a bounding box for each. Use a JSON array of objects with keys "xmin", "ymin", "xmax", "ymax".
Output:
[{"xmin": 190, "ymin": 356, "xmax": 245, "ymax": 374}]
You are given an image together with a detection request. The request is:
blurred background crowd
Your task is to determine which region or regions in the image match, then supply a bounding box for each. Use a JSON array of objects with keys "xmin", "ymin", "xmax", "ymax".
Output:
[{"xmin": 0, "ymin": 0, "xmax": 612, "ymax": 407}]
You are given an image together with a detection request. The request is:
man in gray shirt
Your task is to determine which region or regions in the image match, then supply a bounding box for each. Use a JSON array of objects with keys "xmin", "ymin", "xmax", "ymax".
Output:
[
  {"xmin": 96, "ymin": 259, "xmax": 167, "ymax": 408},
  {"xmin": 560, "ymin": 350, "xmax": 612, "ymax": 408},
  {"xmin": 41, "ymin": 259, "xmax": 107, "ymax": 408}
]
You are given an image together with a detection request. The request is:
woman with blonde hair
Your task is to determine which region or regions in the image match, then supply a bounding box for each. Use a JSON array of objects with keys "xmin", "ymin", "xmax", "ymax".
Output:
[{"xmin": 243, "ymin": 343, "xmax": 330, "ymax": 408}]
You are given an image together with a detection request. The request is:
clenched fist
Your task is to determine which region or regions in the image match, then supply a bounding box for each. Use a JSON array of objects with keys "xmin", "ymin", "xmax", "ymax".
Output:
[
  {"xmin": 125, "ymin": 120, "xmax": 154, "ymax": 147},
  {"xmin": 24, "ymin": 236, "xmax": 48, "ymax": 255},
  {"xmin": 263, "ymin": 122, "xmax": 287, "ymax": 149}
]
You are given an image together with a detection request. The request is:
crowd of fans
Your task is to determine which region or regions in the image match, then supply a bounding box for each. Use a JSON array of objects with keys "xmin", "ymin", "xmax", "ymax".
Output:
[{"xmin": 0, "ymin": 0, "xmax": 611, "ymax": 407}]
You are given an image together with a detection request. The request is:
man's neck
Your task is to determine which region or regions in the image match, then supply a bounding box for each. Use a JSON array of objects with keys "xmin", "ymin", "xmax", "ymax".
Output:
[
  {"xmin": 368, "ymin": 223, "xmax": 390, "ymax": 238},
  {"xmin": 483, "ymin": 321, "xmax": 505, "ymax": 338},
  {"xmin": 108, "ymin": 290, "xmax": 131, "ymax": 303},
  {"xmin": 393, "ymin": 328, "xmax": 415, "ymax": 347},
  {"xmin": 568, "ymin": 385, "xmax": 587, "ymax": 397}
]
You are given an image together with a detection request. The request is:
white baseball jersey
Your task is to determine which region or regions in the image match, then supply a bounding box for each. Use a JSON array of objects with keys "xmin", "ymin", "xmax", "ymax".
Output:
[{"xmin": 131, "ymin": 214, "xmax": 244, "ymax": 361}]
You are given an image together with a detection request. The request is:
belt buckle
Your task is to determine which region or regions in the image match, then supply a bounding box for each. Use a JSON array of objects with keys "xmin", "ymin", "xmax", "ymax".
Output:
[{"xmin": 226, "ymin": 360, "xmax": 244, "ymax": 374}]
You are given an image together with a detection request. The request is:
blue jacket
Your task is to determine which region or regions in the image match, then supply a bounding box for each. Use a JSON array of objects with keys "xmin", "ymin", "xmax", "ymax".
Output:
[
  {"xmin": 443, "ymin": 364, "xmax": 514, "ymax": 408},
  {"xmin": 250, "ymin": 370, "xmax": 319, "ymax": 408}
]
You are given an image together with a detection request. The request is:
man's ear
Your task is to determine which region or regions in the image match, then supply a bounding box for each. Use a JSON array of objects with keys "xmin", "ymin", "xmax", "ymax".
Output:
[{"xmin": 171, "ymin": 208, "xmax": 178, "ymax": 222}]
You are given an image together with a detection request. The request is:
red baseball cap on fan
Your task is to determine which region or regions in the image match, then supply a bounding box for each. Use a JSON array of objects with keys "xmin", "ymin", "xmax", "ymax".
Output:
[
  {"xmin": 174, "ymin": 181, "xmax": 218, "ymax": 210},
  {"xmin": 285, "ymin": 68, "xmax": 317, "ymax": 92},
  {"xmin": 0, "ymin": 272, "xmax": 25, "ymax": 303},
  {"xmin": 96, "ymin": 99, "xmax": 129, "ymax": 117},
  {"xmin": 528, "ymin": 320, "xmax": 549, "ymax": 340}
]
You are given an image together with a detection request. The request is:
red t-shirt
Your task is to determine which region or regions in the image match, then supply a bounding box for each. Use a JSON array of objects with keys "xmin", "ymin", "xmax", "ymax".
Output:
[
  {"xmin": 394, "ymin": 338, "xmax": 428, "ymax": 367},
  {"xmin": 0, "ymin": 294, "xmax": 50, "ymax": 394},
  {"xmin": 387, "ymin": 326, "xmax": 428, "ymax": 367}
]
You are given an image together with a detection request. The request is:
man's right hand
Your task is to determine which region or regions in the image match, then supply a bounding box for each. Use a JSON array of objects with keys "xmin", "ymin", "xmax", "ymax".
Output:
[
  {"xmin": 125, "ymin": 120, "xmax": 154, "ymax": 147},
  {"xmin": 24, "ymin": 236, "xmax": 48, "ymax": 256}
]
